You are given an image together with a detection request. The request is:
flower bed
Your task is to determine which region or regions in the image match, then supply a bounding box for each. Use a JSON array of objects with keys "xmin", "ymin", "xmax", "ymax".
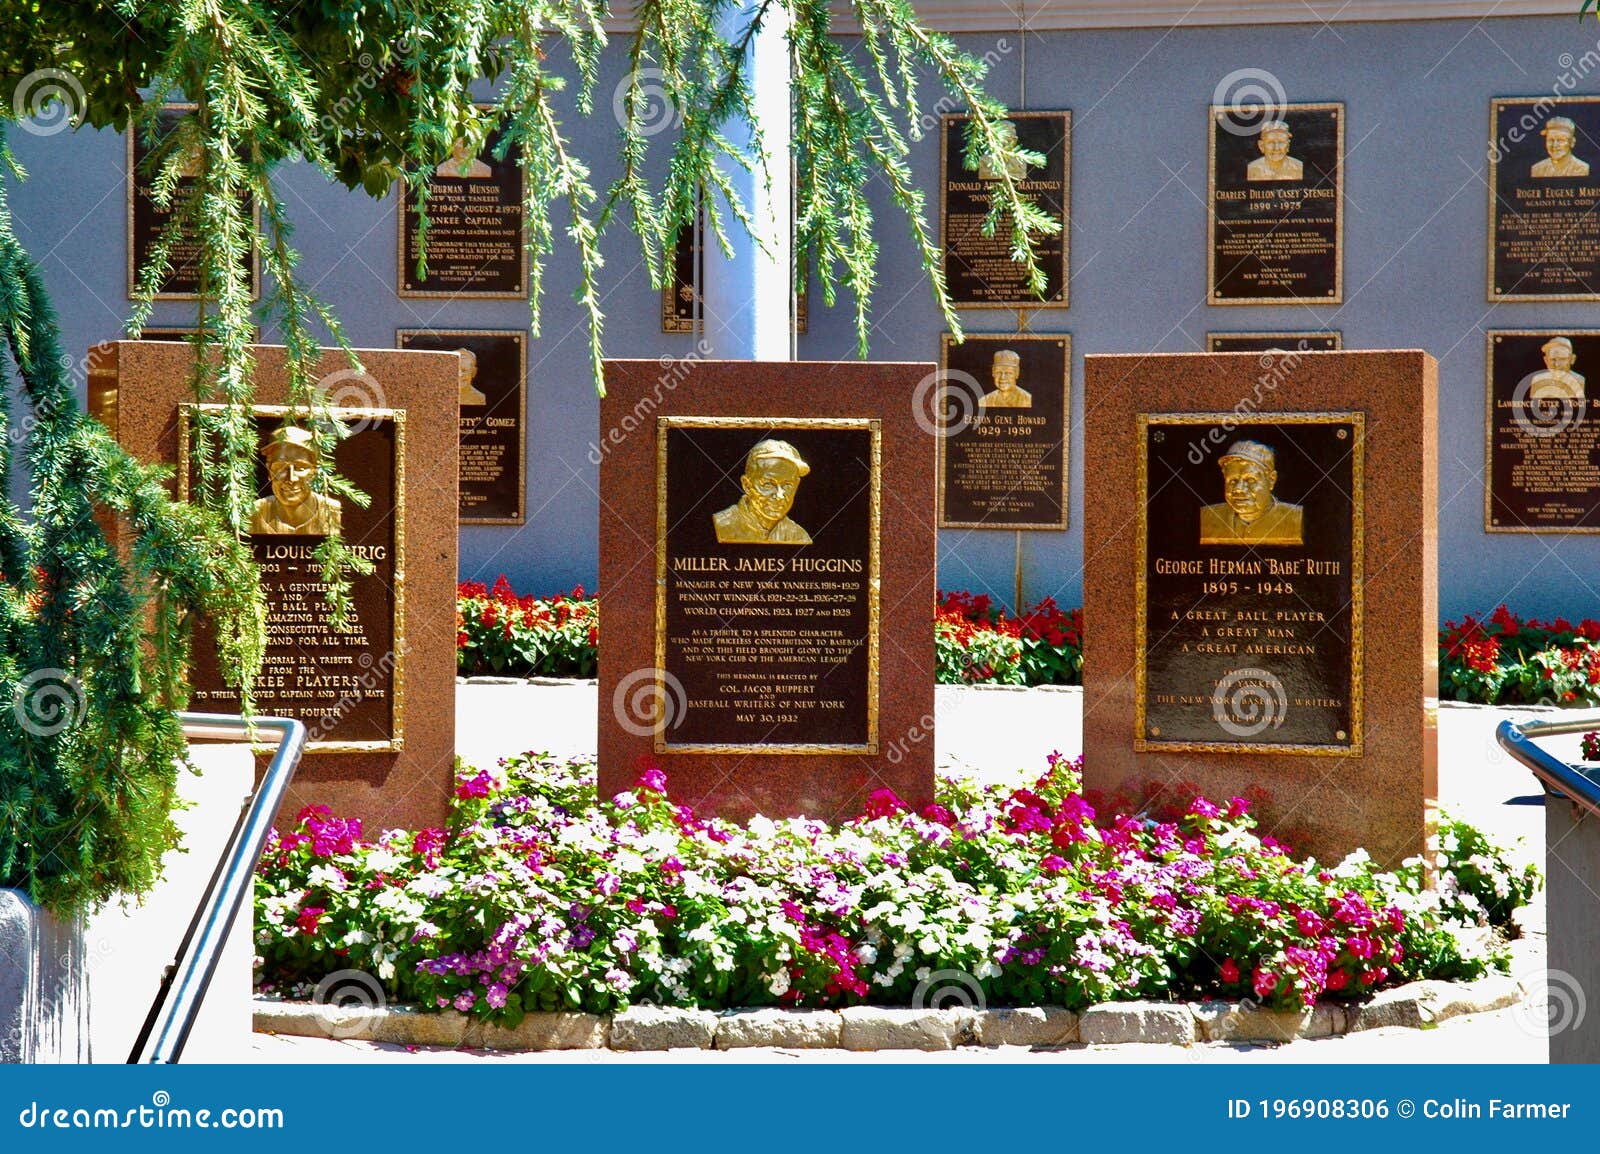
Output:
[
  {"xmin": 1441, "ymin": 605, "xmax": 1600, "ymax": 706},
  {"xmin": 255, "ymin": 755, "xmax": 1535, "ymax": 1029},
  {"xmin": 457, "ymin": 578, "xmax": 597, "ymax": 678},
  {"xmin": 936, "ymin": 590, "xmax": 1083, "ymax": 686}
]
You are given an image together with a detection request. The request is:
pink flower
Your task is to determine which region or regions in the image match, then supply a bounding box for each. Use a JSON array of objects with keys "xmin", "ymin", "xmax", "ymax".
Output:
[
  {"xmin": 486, "ymin": 983, "xmax": 509, "ymax": 1009},
  {"xmin": 1253, "ymin": 968, "xmax": 1278, "ymax": 998},
  {"xmin": 1189, "ymin": 797, "xmax": 1222, "ymax": 819},
  {"xmin": 1040, "ymin": 854, "xmax": 1068, "ymax": 873},
  {"xmin": 862, "ymin": 788, "xmax": 905, "ymax": 820},
  {"xmin": 637, "ymin": 767, "xmax": 668, "ymax": 795},
  {"xmin": 920, "ymin": 804, "xmax": 955, "ymax": 826},
  {"xmin": 296, "ymin": 907, "xmax": 326, "ymax": 935},
  {"xmin": 1294, "ymin": 909, "xmax": 1324, "ymax": 937},
  {"xmin": 1225, "ymin": 796, "xmax": 1251, "ymax": 818}
]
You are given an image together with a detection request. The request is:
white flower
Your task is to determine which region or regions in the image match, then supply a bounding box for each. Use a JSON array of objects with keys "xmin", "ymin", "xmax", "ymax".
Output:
[
  {"xmin": 767, "ymin": 969, "xmax": 791, "ymax": 996},
  {"xmin": 726, "ymin": 906, "xmax": 749, "ymax": 924},
  {"xmin": 914, "ymin": 967, "xmax": 931, "ymax": 982},
  {"xmin": 406, "ymin": 874, "xmax": 453, "ymax": 899},
  {"xmin": 342, "ymin": 929, "xmax": 373, "ymax": 947},
  {"xmin": 308, "ymin": 864, "xmax": 349, "ymax": 892},
  {"xmin": 365, "ymin": 849, "xmax": 403, "ymax": 873}
]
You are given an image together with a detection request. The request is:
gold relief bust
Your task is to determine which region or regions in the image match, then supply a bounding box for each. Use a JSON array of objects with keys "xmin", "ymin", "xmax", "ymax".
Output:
[
  {"xmin": 1529, "ymin": 336, "xmax": 1587, "ymax": 401},
  {"xmin": 979, "ymin": 348, "xmax": 1032, "ymax": 409},
  {"xmin": 1531, "ymin": 117, "xmax": 1590, "ymax": 179},
  {"xmin": 458, "ymin": 348, "xmax": 488, "ymax": 407},
  {"xmin": 713, "ymin": 438, "xmax": 813, "ymax": 545},
  {"xmin": 974, "ymin": 119, "xmax": 1029, "ymax": 182},
  {"xmin": 1198, "ymin": 440, "xmax": 1303, "ymax": 546},
  {"xmin": 435, "ymin": 137, "xmax": 492, "ymax": 179},
  {"xmin": 250, "ymin": 425, "xmax": 342, "ymax": 536},
  {"xmin": 1246, "ymin": 120, "xmax": 1304, "ymax": 182}
]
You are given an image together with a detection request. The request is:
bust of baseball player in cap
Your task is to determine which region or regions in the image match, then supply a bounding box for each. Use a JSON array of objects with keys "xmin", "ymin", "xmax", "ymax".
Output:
[
  {"xmin": 1198, "ymin": 440, "xmax": 1303, "ymax": 546},
  {"xmin": 979, "ymin": 348, "xmax": 1032, "ymax": 409},
  {"xmin": 1247, "ymin": 119, "xmax": 1303, "ymax": 182},
  {"xmin": 714, "ymin": 439, "xmax": 813, "ymax": 545},
  {"xmin": 250, "ymin": 425, "xmax": 343, "ymax": 536},
  {"xmin": 1529, "ymin": 336, "xmax": 1586, "ymax": 401},
  {"xmin": 1532, "ymin": 117, "xmax": 1590, "ymax": 179}
]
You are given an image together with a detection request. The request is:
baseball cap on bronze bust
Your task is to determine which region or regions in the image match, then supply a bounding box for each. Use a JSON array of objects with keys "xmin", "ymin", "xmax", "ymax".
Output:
[
  {"xmin": 1542, "ymin": 336, "xmax": 1575, "ymax": 356},
  {"xmin": 263, "ymin": 424, "xmax": 319, "ymax": 461},
  {"xmin": 1543, "ymin": 116, "xmax": 1577, "ymax": 138},
  {"xmin": 746, "ymin": 438, "xmax": 810, "ymax": 476},
  {"xmin": 992, "ymin": 349, "xmax": 1021, "ymax": 368},
  {"xmin": 1219, "ymin": 441, "xmax": 1275, "ymax": 471}
]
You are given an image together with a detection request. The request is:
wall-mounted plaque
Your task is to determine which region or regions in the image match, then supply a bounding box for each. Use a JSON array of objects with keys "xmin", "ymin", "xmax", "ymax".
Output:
[
  {"xmin": 937, "ymin": 332, "xmax": 1069, "ymax": 529},
  {"xmin": 661, "ymin": 207, "xmax": 703, "ymax": 333},
  {"xmin": 1489, "ymin": 98, "xmax": 1600, "ymax": 300},
  {"xmin": 181, "ymin": 404, "xmax": 405, "ymax": 752},
  {"xmin": 1208, "ymin": 103, "xmax": 1343, "ymax": 305},
  {"xmin": 399, "ymin": 118, "xmax": 527, "ymax": 298},
  {"xmin": 940, "ymin": 111, "xmax": 1070, "ymax": 309},
  {"xmin": 1207, "ymin": 332, "xmax": 1341, "ymax": 353},
  {"xmin": 397, "ymin": 329, "xmax": 526, "ymax": 524},
  {"xmin": 1136, "ymin": 413, "xmax": 1362, "ymax": 754},
  {"xmin": 1486, "ymin": 330, "xmax": 1600, "ymax": 531},
  {"xmin": 127, "ymin": 103, "xmax": 260, "ymax": 301},
  {"xmin": 654, "ymin": 417, "xmax": 880, "ymax": 754}
]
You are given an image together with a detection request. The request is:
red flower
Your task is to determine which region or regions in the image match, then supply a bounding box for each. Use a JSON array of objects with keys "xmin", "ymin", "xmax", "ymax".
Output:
[
  {"xmin": 862, "ymin": 788, "xmax": 906, "ymax": 820},
  {"xmin": 1220, "ymin": 958, "xmax": 1240, "ymax": 983},
  {"xmin": 296, "ymin": 907, "xmax": 326, "ymax": 935}
]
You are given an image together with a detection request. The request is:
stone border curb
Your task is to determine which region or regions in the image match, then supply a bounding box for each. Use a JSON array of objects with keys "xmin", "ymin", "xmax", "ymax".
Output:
[{"xmin": 253, "ymin": 974, "xmax": 1526, "ymax": 1052}]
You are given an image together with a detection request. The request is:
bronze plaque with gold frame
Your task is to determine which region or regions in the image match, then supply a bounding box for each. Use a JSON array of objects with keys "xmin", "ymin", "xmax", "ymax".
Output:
[
  {"xmin": 179, "ymin": 403, "xmax": 406, "ymax": 754},
  {"xmin": 1135, "ymin": 412, "xmax": 1363, "ymax": 755},
  {"xmin": 1208, "ymin": 102, "xmax": 1343, "ymax": 305},
  {"xmin": 397, "ymin": 328, "xmax": 526, "ymax": 524},
  {"xmin": 654, "ymin": 416, "xmax": 880, "ymax": 755},
  {"xmin": 398, "ymin": 109, "xmax": 528, "ymax": 298},
  {"xmin": 937, "ymin": 332, "xmax": 1070, "ymax": 530},
  {"xmin": 1485, "ymin": 329, "xmax": 1600, "ymax": 532},
  {"xmin": 661, "ymin": 206, "xmax": 704, "ymax": 333},
  {"xmin": 940, "ymin": 111, "xmax": 1070, "ymax": 309},
  {"xmin": 1207, "ymin": 332, "xmax": 1341, "ymax": 353},
  {"xmin": 127, "ymin": 103, "xmax": 261, "ymax": 301},
  {"xmin": 1489, "ymin": 97, "xmax": 1600, "ymax": 301}
]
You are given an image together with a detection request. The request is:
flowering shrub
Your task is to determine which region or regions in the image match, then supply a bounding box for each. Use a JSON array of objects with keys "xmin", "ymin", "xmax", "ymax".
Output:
[
  {"xmin": 1435, "ymin": 813, "xmax": 1541, "ymax": 931},
  {"xmin": 457, "ymin": 578, "xmax": 597, "ymax": 677},
  {"xmin": 935, "ymin": 590, "xmax": 1083, "ymax": 686},
  {"xmin": 1440, "ymin": 605, "xmax": 1600, "ymax": 706},
  {"xmin": 256, "ymin": 755, "xmax": 1527, "ymax": 1026}
]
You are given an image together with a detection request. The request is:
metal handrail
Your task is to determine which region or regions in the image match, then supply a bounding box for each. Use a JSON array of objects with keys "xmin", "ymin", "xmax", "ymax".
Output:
[
  {"xmin": 1495, "ymin": 714, "xmax": 1600, "ymax": 822},
  {"xmin": 128, "ymin": 712, "xmax": 306, "ymax": 1065}
]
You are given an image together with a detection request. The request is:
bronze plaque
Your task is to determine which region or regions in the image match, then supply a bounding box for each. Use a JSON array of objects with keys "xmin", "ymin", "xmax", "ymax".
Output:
[
  {"xmin": 941, "ymin": 112, "xmax": 1070, "ymax": 309},
  {"xmin": 127, "ymin": 103, "xmax": 260, "ymax": 301},
  {"xmin": 399, "ymin": 119, "xmax": 527, "ymax": 298},
  {"xmin": 1137, "ymin": 413, "xmax": 1362, "ymax": 754},
  {"xmin": 1208, "ymin": 103, "xmax": 1343, "ymax": 305},
  {"xmin": 655, "ymin": 418, "xmax": 879, "ymax": 753},
  {"xmin": 661, "ymin": 207, "xmax": 704, "ymax": 333},
  {"xmin": 1489, "ymin": 98, "xmax": 1600, "ymax": 301},
  {"xmin": 1207, "ymin": 332, "xmax": 1341, "ymax": 353},
  {"xmin": 1486, "ymin": 330, "xmax": 1600, "ymax": 532},
  {"xmin": 937, "ymin": 333, "xmax": 1070, "ymax": 529},
  {"xmin": 397, "ymin": 329, "xmax": 525, "ymax": 524},
  {"xmin": 182, "ymin": 404, "xmax": 405, "ymax": 752}
]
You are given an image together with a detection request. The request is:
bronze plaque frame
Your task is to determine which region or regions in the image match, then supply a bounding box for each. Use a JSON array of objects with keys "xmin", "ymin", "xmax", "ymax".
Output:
[
  {"xmin": 1207, "ymin": 102, "xmax": 1344, "ymax": 306},
  {"xmin": 178, "ymin": 402, "xmax": 407, "ymax": 754},
  {"xmin": 653, "ymin": 415, "xmax": 881, "ymax": 755},
  {"xmin": 1207, "ymin": 332, "xmax": 1342, "ymax": 352},
  {"xmin": 396, "ymin": 104, "xmax": 529, "ymax": 299},
  {"xmin": 939, "ymin": 111, "xmax": 1071, "ymax": 310},
  {"xmin": 1484, "ymin": 328, "xmax": 1600, "ymax": 534},
  {"xmin": 1488, "ymin": 96, "xmax": 1600, "ymax": 303},
  {"xmin": 396, "ymin": 328, "xmax": 527, "ymax": 525},
  {"xmin": 936, "ymin": 331, "xmax": 1071, "ymax": 530},
  {"xmin": 126, "ymin": 102, "xmax": 261, "ymax": 302},
  {"xmin": 1134, "ymin": 410, "xmax": 1364, "ymax": 757}
]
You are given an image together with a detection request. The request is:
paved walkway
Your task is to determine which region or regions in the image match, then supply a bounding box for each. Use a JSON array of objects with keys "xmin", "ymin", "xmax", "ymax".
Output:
[{"xmin": 239, "ymin": 682, "xmax": 1566, "ymax": 1065}]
